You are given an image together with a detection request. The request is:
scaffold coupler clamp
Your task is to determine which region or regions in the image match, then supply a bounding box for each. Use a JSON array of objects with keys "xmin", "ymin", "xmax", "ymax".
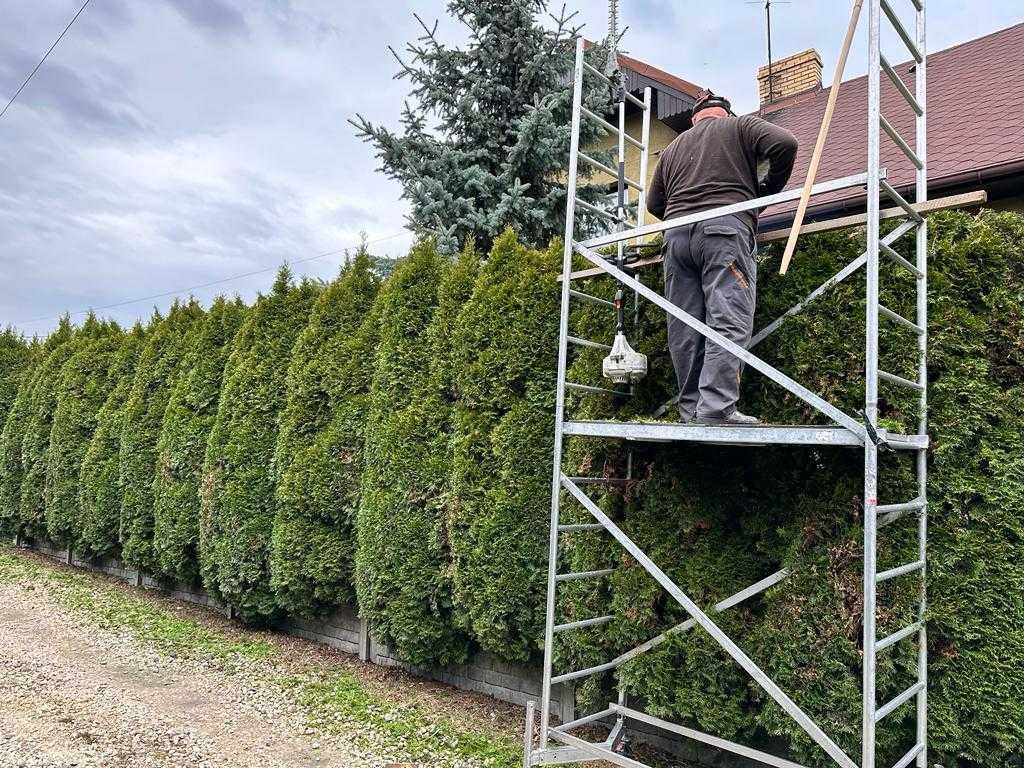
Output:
[{"xmin": 859, "ymin": 410, "xmax": 892, "ymax": 452}]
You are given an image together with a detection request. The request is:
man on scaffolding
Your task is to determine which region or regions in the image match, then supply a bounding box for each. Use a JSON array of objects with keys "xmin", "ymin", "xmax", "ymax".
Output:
[{"xmin": 647, "ymin": 90, "xmax": 797, "ymax": 426}]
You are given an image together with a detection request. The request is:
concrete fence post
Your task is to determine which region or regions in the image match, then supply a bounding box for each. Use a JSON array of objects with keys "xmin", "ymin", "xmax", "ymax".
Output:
[
  {"xmin": 358, "ymin": 616, "xmax": 371, "ymax": 662},
  {"xmin": 66, "ymin": 547, "xmax": 74, "ymax": 565},
  {"xmin": 559, "ymin": 681, "xmax": 575, "ymax": 725}
]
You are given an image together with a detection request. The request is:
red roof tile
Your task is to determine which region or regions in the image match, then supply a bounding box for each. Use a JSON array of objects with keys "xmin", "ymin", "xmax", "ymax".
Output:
[
  {"xmin": 757, "ymin": 21, "xmax": 1024, "ymax": 219},
  {"xmin": 617, "ymin": 52, "xmax": 703, "ymax": 98}
]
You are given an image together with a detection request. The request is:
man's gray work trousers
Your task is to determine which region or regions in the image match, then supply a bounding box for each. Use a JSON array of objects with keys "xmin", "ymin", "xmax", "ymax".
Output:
[{"xmin": 663, "ymin": 213, "xmax": 757, "ymax": 421}]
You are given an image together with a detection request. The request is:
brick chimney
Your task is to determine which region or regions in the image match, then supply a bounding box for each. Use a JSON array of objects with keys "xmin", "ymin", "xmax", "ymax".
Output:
[{"xmin": 758, "ymin": 49, "xmax": 822, "ymax": 105}]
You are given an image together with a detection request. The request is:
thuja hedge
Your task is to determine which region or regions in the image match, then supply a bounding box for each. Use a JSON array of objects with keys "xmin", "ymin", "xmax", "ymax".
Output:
[
  {"xmin": 356, "ymin": 241, "xmax": 476, "ymax": 667},
  {"xmin": 554, "ymin": 210, "xmax": 1024, "ymax": 768},
  {"xmin": 119, "ymin": 301, "xmax": 205, "ymax": 571},
  {"xmin": 45, "ymin": 327, "xmax": 125, "ymax": 546},
  {"xmin": 0, "ymin": 213, "xmax": 1020, "ymax": 766},
  {"xmin": 200, "ymin": 267, "xmax": 320, "ymax": 620},
  {"xmin": 77, "ymin": 322, "xmax": 148, "ymax": 559},
  {"xmin": 0, "ymin": 328, "xmax": 31, "ymax": 419},
  {"xmin": 272, "ymin": 252, "xmax": 381, "ymax": 617},
  {"xmin": 152, "ymin": 297, "xmax": 247, "ymax": 584}
]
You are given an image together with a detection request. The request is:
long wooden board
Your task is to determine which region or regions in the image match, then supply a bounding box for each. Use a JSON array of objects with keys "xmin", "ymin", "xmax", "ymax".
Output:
[{"xmin": 558, "ymin": 190, "xmax": 986, "ymax": 282}]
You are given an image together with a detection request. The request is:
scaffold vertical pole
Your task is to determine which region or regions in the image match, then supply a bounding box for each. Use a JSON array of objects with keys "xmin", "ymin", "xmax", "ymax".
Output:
[
  {"xmin": 914, "ymin": 2, "xmax": 929, "ymax": 766},
  {"xmin": 862, "ymin": 0, "xmax": 882, "ymax": 765},
  {"xmin": 538, "ymin": 36, "xmax": 585, "ymax": 749}
]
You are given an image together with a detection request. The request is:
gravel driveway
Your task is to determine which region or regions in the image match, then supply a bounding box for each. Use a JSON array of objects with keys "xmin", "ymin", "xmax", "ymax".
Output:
[{"xmin": 0, "ymin": 547, "xmax": 526, "ymax": 768}]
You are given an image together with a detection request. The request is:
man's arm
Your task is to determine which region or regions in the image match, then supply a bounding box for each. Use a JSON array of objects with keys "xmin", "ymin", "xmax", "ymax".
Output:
[
  {"xmin": 646, "ymin": 154, "xmax": 668, "ymax": 220},
  {"xmin": 740, "ymin": 115, "xmax": 798, "ymax": 196}
]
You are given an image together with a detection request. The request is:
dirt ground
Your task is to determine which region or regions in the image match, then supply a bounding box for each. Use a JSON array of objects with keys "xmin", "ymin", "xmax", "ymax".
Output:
[{"xmin": 0, "ymin": 547, "xmax": 535, "ymax": 768}]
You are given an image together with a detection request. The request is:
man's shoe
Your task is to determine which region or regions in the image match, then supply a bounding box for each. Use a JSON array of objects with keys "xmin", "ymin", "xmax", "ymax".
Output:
[{"xmin": 695, "ymin": 411, "xmax": 761, "ymax": 426}]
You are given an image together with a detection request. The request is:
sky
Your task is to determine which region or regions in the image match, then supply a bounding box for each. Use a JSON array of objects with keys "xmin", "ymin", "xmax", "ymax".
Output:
[{"xmin": 1, "ymin": 0, "xmax": 1021, "ymax": 336}]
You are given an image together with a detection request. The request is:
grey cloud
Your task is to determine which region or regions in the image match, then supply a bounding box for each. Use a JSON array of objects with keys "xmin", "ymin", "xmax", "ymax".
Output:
[{"xmin": 164, "ymin": 0, "xmax": 249, "ymax": 38}]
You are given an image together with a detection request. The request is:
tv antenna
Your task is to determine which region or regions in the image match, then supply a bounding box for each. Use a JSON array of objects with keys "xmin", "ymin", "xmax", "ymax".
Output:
[{"xmin": 748, "ymin": 0, "xmax": 790, "ymax": 103}]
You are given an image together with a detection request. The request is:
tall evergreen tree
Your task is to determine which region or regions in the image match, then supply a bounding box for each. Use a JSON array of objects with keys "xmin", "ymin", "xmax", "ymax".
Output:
[
  {"xmin": 447, "ymin": 231, "xmax": 560, "ymax": 661},
  {"xmin": 351, "ymin": 0, "xmax": 609, "ymax": 252},
  {"xmin": 152, "ymin": 297, "xmax": 247, "ymax": 584},
  {"xmin": 45, "ymin": 327, "xmax": 124, "ymax": 547},
  {"xmin": 0, "ymin": 322, "xmax": 66, "ymax": 538},
  {"xmin": 271, "ymin": 252, "xmax": 381, "ymax": 617},
  {"xmin": 200, "ymin": 267, "xmax": 320, "ymax": 621},
  {"xmin": 356, "ymin": 242, "xmax": 477, "ymax": 667},
  {"xmin": 19, "ymin": 315, "xmax": 110, "ymax": 541},
  {"xmin": 0, "ymin": 328, "xmax": 33, "ymax": 417},
  {"xmin": 78, "ymin": 322, "xmax": 148, "ymax": 560},
  {"xmin": 119, "ymin": 300, "xmax": 204, "ymax": 571}
]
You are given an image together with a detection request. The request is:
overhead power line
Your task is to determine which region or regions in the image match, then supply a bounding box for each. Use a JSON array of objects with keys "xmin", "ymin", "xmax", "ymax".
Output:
[
  {"xmin": 0, "ymin": 0, "xmax": 93, "ymax": 122},
  {"xmin": 16, "ymin": 230, "xmax": 408, "ymax": 326}
]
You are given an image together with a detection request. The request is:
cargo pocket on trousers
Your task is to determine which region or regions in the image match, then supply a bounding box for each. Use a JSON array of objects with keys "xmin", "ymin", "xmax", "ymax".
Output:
[{"xmin": 704, "ymin": 225, "xmax": 754, "ymax": 291}]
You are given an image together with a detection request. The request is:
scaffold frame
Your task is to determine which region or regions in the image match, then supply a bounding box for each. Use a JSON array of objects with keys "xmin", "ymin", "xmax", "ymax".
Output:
[{"xmin": 524, "ymin": 1, "xmax": 931, "ymax": 766}]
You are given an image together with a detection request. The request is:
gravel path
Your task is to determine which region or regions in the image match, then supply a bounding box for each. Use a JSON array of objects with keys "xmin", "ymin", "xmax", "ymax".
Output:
[{"xmin": 0, "ymin": 548, "xmax": 525, "ymax": 768}]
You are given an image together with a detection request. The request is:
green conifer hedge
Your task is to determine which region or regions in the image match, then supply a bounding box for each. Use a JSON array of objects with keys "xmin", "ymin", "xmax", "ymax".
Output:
[
  {"xmin": 446, "ymin": 231, "xmax": 561, "ymax": 661},
  {"xmin": 356, "ymin": 242, "xmax": 476, "ymax": 667},
  {"xmin": 119, "ymin": 301, "xmax": 204, "ymax": 570},
  {"xmin": 200, "ymin": 267, "xmax": 319, "ymax": 620},
  {"xmin": 0, "ymin": 329, "xmax": 32, "ymax": 418},
  {"xmin": 18, "ymin": 316, "xmax": 110, "ymax": 541},
  {"xmin": 77, "ymin": 323, "xmax": 147, "ymax": 559},
  {"xmin": 152, "ymin": 297, "xmax": 247, "ymax": 584},
  {"xmin": 272, "ymin": 252, "xmax": 380, "ymax": 617},
  {"xmin": 44, "ymin": 328, "xmax": 124, "ymax": 547}
]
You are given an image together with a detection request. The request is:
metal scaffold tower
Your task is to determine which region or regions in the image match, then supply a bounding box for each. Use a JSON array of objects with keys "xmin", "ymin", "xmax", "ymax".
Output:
[{"xmin": 523, "ymin": 1, "xmax": 930, "ymax": 767}]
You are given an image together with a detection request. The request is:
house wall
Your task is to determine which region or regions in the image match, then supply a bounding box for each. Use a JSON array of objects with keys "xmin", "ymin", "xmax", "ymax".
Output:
[{"xmin": 592, "ymin": 113, "xmax": 679, "ymax": 220}]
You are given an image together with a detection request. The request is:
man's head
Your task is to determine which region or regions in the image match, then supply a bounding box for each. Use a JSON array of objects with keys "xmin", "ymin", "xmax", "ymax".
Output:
[{"xmin": 692, "ymin": 90, "xmax": 733, "ymax": 124}]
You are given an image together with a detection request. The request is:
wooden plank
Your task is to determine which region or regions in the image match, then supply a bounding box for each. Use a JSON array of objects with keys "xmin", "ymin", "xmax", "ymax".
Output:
[
  {"xmin": 559, "ymin": 190, "xmax": 986, "ymax": 282},
  {"xmin": 778, "ymin": 0, "xmax": 864, "ymax": 275}
]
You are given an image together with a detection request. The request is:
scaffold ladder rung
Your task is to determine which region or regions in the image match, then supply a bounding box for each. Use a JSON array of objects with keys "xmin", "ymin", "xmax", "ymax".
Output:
[
  {"xmin": 890, "ymin": 742, "xmax": 925, "ymax": 768},
  {"xmin": 582, "ymin": 61, "xmax": 648, "ymax": 111},
  {"xmin": 553, "ymin": 615, "xmax": 615, "ymax": 633},
  {"xmin": 565, "ymin": 381, "xmax": 631, "ymax": 397},
  {"xmin": 876, "ymin": 497, "xmax": 925, "ymax": 515},
  {"xmin": 875, "ymin": 682, "xmax": 925, "ymax": 722},
  {"xmin": 567, "ymin": 335, "xmax": 611, "ymax": 351},
  {"xmin": 881, "ymin": 0, "xmax": 923, "ymax": 62},
  {"xmin": 551, "ymin": 659, "xmax": 618, "ymax": 685},
  {"xmin": 876, "ymin": 621, "xmax": 923, "ymax": 652},
  {"xmin": 879, "ymin": 303, "xmax": 924, "ymax": 334},
  {"xmin": 880, "ymin": 53, "xmax": 923, "ymax": 115},
  {"xmin": 579, "ymin": 152, "xmax": 643, "ymax": 191},
  {"xmin": 569, "ymin": 288, "xmax": 614, "ymax": 308},
  {"xmin": 879, "ymin": 369, "xmax": 924, "ymax": 391},
  {"xmin": 880, "ymin": 241, "xmax": 924, "ymax": 277},
  {"xmin": 558, "ymin": 523, "xmax": 604, "ymax": 532},
  {"xmin": 576, "ymin": 197, "xmax": 634, "ymax": 226},
  {"xmin": 880, "ymin": 180, "xmax": 925, "ymax": 224},
  {"xmin": 876, "ymin": 559, "xmax": 926, "ymax": 583},
  {"xmin": 555, "ymin": 568, "xmax": 614, "ymax": 582},
  {"xmin": 580, "ymin": 106, "xmax": 645, "ymax": 150},
  {"xmin": 880, "ymin": 114, "xmax": 924, "ymax": 169}
]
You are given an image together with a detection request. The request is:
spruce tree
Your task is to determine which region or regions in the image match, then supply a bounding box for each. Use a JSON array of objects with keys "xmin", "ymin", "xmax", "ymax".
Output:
[
  {"xmin": 152, "ymin": 297, "xmax": 247, "ymax": 584},
  {"xmin": 447, "ymin": 231, "xmax": 560, "ymax": 661},
  {"xmin": 356, "ymin": 242, "xmax": 477, "ymax": 667},
  {"xmin": 45, "ymin": 327, "xmax": 125, "ymax": 547},
  {"xmin": 119, "ymin": 301, "xmax": 204, "ymax": 571},
  {"xmin": 18, "ymin": 315, "xmax": 110, "ymax": 541},
  {"xmin": 271, "ymin": 252, "xmax": 380, "ymax": 617},
  {"xmin": 77, "ymin": 322, "xmax": 148, "ymax": 560},
  {"xmin": 200, "ymin": 267, "xmax": 320, "ymax": 620},
  {"xmin": 351, "ymin": 0, "xmax": 610, "ymax": 252}
]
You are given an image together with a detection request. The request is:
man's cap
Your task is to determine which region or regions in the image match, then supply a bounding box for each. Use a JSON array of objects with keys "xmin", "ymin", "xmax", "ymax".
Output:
[{"xmin": 692, "ymin": 89, "xmax": 734, "ymax": 117}]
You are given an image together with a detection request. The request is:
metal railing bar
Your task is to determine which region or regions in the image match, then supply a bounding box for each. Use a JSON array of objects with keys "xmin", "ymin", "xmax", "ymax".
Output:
[
  {"xmin": 881, "ymin": 0, "xmax": 924, "ymax": 62},
  {"xmin": 567, "ymin": 335, "xmax": 611, "ymax": 351},
  {"xmin": 876, "ymin": 621, "xmax": 923, "ymax": 652},
  {"xmin": 610, "ymin": 569, "xmax": 789, "ymax": 667},
  {"xmin": 581, "ymin": 171, "xmax": 875, "ymax": 250},
  {"xmin": 574, "ymin": 242, "xmax": 866, "ymax": 437},
  {"xmin": 611, "ymin": 706, "xmax": 812, "ymax": 768},
  {"xmin": 890, "ymin": 743, "xmax": 924, "ymax": 768},
  {"xmin": 880, "ymin": 241, "xmax": 924, "ymax": 278},
  {"xmin": 552, "ymin": 705, "xmax": 616, "ymax": 732},
  {"xmin": 875, "ymin": 682, "xmax": 925, "ymax": 722},
  {"xmin": 566, "ymin": 476, "xmax": 627, "ymax": 486},
  {"xmin": 569, "ymin": 288, "xmax": 614, "ymax": 308},
  {"xmin": 555, "ymin": 568, "xmax": 614, "ymax": 582},
  {"xmin": 566, "ymin": 381, "xmax": 630, "ymax": 396},
  {"xmin": 561, "ymin": 476, "xmax": 858, "ymax": 768},
  {"xmin": 579, "ymin": 152, "xmax": 643, "ymax": 191},
  {"xmin": 580, "ymin": 106, "xmax": 645, "ymax": 150},
  {"xmin": 879, "ymin": 369, "xmax": 925, "ymax": 392},
  {"xmin": 878, "ymin": 303, "xmax": 924, "ymax": 335},
  {"xmin": 880, "ymin": 114, "xmax": 924, "ymax": 169},
  {"xmin": 880, "ymin": 54, "xmax": 922, "ymax": 115},
  {"xmin": 880, "ymin": 179, "xmax": 924, "ymax": 223},
  {"xmin": 750, "ymin": 222, "xmax": 915, "ymax": 348},
  {"xmin": 558, "ymin": 523, "xmax": 605, "ymax": 532},
  {"xmin": 548, "ymin": 729, "xmax": 649, "ymax": 768},
  {"xmin": 551, "ymin": 659, "xmax": 618, "ymax": 685},
  {"xmin": 876, "ymin": 559, "xmax": 925, "ymax": 583},
  {"xmin": 553, "ymin": 614, "xmax": 615, "ymax": 633}
]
